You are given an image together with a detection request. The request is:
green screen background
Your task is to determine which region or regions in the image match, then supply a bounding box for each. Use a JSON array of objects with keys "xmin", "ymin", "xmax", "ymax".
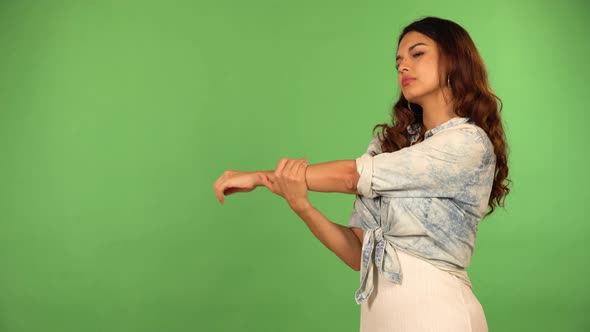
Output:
[{"xmin": 1, "ymin": 1, "xmax": 588, "ymax": 331}]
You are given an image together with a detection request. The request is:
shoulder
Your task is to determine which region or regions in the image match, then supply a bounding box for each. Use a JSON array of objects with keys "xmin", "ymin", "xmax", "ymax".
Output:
[
  {"xmin": 409, "ymin": 123, "xmax": 486, "ymax": 159},
  {"xmin": 364, "ymin": 136, "xmax": 383, "ymax": 156},
  {"xmin": 432, "ymin": 122, "xmax": 495, "ymax": 164},
  {"xmin": 434, "ymin": 122, "xmax": 489, "ymax": 146}
]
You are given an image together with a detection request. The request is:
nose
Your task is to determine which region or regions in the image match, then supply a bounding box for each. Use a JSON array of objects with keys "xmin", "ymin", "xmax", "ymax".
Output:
[{"xmin": 397, "ymin": 61, "xmax": 409, "ymax": 74}]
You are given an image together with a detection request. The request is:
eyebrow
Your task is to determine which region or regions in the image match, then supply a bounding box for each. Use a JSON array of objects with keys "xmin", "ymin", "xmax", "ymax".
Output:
[{"xmin": 396, "ymin": 43, "xmax": 428, "ymax": 62}]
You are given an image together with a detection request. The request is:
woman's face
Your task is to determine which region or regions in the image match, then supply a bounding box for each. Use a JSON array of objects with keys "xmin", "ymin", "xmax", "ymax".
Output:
[{"xmin": 396, "ymin": 31, "xmax": 444, "ymax": 104}]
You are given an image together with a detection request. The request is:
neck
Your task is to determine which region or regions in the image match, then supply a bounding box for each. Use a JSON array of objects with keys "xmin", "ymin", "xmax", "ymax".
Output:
[{"xmin": 417, "ymin": 92, "xmax": 457, "ymax": 131}]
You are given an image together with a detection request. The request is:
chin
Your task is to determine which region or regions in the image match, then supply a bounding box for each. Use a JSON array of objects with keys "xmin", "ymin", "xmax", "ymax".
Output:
[
  {"xmin": 403, "ymin": 93, "xmax": 418, "ymax": 103},
  {"xmin": 402, "ymin": 89, "xmax": 417, "ymax": 101},
  {"xmin": 403, "ymin": 90, "xmax": 426, "ymax": 105}
]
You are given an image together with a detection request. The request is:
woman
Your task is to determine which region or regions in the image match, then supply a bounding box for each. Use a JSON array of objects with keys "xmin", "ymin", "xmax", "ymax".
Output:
[{"xmin": 213, "ymin": 16, "xmax": 509, "ymax": 332}]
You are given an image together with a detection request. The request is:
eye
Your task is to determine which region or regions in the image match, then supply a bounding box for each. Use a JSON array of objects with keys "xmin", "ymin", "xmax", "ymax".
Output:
[{"xmin": 395, "ymin": 52, "xmax": 425, "ymax": 70}]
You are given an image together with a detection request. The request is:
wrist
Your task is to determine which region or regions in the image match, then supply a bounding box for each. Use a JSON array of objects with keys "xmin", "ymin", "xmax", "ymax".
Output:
[
  {"xmin": 289, "ymin": 199, "xmax": 313, "ymax": 214},
  {"xmin": 251, "ymin": 170, "xmax": 272, "ymax": 187}
]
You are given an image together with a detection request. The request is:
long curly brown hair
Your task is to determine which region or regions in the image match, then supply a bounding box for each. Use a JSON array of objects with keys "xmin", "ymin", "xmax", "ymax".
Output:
[{"xmin": 374, "ymin": 16, "xmax": 510, "ymax": 217}]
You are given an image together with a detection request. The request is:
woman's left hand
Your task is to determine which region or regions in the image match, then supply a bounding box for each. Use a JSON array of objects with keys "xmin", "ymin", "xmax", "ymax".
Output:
[{"xmin": 257, "ymin": 158, "xmax": 310, "ymax": 211}]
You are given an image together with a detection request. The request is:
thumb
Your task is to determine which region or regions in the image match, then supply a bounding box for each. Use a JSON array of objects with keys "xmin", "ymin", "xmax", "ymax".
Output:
[{"xmin": 258, "ymin": 173, "xmax": 272, "ymax": 189}]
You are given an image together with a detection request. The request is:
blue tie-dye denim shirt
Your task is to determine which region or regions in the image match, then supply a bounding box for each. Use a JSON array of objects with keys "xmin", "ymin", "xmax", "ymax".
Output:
[{"xmin": 348, "ymin": 116, "xmax": 495, "ymax": 304}]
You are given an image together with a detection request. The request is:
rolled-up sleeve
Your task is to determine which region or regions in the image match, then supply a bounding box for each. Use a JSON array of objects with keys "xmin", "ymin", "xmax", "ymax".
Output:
[
  {"xmin": 355, "ymin": 136, "xmax": 383, "ymax": 198},
  {"xmin": 356, "ymin": 153, "xmax": 377, "ymax": 198},
  {"xmin": 355, "ymin": 128, "xmax": 491, "ymax": 199}
]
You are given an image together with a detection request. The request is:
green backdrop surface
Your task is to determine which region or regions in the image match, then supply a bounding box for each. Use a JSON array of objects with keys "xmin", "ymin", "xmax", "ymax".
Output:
[{"xmin": 0, "ymin": 1, "xmax": 588, "ymax": 331}]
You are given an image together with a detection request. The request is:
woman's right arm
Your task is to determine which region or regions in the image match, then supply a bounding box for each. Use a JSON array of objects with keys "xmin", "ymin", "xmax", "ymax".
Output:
[
  {"xmin": 290, "ymin": 200, "xmax": 364, "ymax": 271},
  {"xmin": 256, "ymin": 158, "xmax": 364, "ymax": 271}
]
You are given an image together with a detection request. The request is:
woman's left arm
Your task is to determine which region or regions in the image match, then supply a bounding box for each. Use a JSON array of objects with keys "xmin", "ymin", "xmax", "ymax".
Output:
[
  {"xmin": 258, "ymin": 159, "xmax": 360, "ymax": 194},
  {"xmin": 213, "ymin": 159, "xmax": 360, "ymax": 204}
]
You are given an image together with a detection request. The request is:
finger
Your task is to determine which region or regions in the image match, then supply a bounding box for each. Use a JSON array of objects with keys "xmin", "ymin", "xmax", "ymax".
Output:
[
  {"xmin": 219, "ymin": 184, "xmax": 228, "ymax": 205},
  {"xmin": 258, "ymin": 173, "xmax": 274, "ymax": 192},
  {"xmin": 213, "ymin": 173, "xmax": 230, "ymax": 204},
  {"xmin": 268, "ymin": 173, "xmax": 277, "ymax": 183},
  {"xmin": 289, "ymin": 158, "xmax": 305, "ymax": 176},
  {"xmin": 302, "ymin": 159, "xmax": 309, "ymax": 188},
  {"xmin": 297, "ymin": 160, "xmax": 308, "ymax": 181},
  {"xmin": 275, "ymin": 158, "xmax": 288, "ymax": 177},
  {"xmin": 256, "ymin": 173, "xmax": 270, "ymax": 188},
  {"xmin": 257, "ymin": 173, "xmax": 267, "ymax": 186},
  {"xmin": 296, "ymin": 159, "xmax": 307, "ymax": 177},
  {"xmin": 213, "ymin": 179, "xmax": 224, "ymax": 204},
  {"xmin": 213, "ymin": 176, "xmax": 221, "ymax": 195},
  {"xmin": 283, "ymin": 159, "xmax": 298, "ymax": 177},
  {"xmin": 216, "ymin": 188, "xmax": 225, "ymax": 205},
  {"xmin": 263, "ymin": 172, "xmax": 277, "ymax": 185}
]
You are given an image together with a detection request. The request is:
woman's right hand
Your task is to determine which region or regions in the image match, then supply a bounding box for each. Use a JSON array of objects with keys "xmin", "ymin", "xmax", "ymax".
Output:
[{"xmin": 213, "ymin": 171, "xmax": 261, "ymax": 204}]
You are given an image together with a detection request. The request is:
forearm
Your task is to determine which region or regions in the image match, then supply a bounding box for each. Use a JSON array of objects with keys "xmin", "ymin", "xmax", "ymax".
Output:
[
  {"xmin": 305, "ymin": 160, "xmax": 359, "ymax": 193},
  {"xmin": 290, "ymin": 201, "xmax": 362, "ymax": 271},
  {"xmin": 254, "ymin": 160, "xmax": 359, "ymax": 194}
]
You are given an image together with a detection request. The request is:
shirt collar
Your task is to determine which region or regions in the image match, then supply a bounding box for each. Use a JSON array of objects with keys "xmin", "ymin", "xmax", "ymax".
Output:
[{"xmin": 424, "ymin": 116, "xmax": 470, "ymax": 139}]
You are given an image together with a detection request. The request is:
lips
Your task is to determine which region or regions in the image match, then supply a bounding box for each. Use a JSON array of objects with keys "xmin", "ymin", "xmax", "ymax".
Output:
[{"xmin": 402, "ymin": 77, "xmax": 416, "ymax": 86}]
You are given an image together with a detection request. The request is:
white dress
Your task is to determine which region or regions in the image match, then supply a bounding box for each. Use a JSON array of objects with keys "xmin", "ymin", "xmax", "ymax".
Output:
[{"xmin": 359, "ymin": 249, "xmax": 488, "ymax": 332}]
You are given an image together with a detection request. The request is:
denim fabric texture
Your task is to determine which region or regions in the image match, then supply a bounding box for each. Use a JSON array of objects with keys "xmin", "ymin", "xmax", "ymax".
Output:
[{"xmin": 349, "ymin": 117, "xmax": 496, "ymax": 304}]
